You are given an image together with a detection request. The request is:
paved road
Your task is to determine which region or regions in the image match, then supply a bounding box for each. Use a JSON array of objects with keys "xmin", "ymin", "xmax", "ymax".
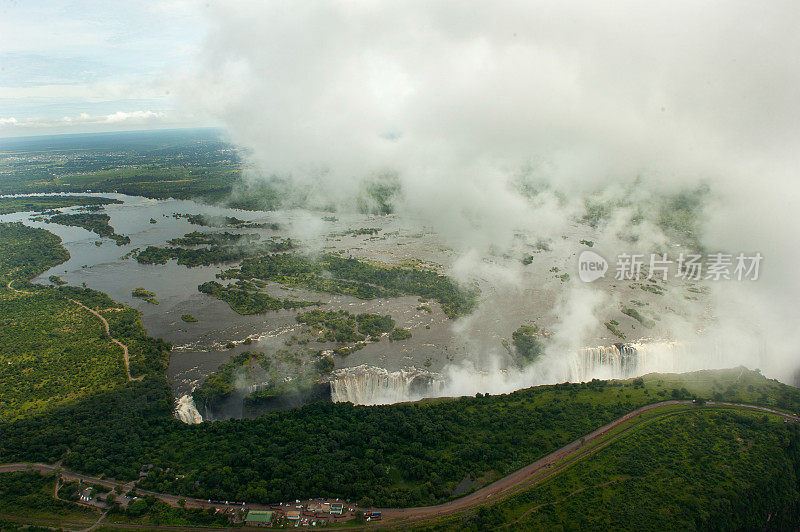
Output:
[{"xmin": 1, "ymin": 401, "xmax": 796, "ymax": 530}]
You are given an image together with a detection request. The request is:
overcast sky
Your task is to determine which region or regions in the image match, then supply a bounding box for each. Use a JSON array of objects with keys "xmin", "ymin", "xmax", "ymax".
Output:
[{"xmin": 0, "ymin": 0, "xmax": 209, "ymax": 136}]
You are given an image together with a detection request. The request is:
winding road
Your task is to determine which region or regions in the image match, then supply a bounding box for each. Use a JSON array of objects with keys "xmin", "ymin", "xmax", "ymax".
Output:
[{"xmin": 1, "ymin": 400, "xmax": 796, "ymax": 530}]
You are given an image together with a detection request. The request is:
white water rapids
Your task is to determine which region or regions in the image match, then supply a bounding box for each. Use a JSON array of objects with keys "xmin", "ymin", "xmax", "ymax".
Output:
[{"xmin": 174, "ymin": 394, "xmax": 203, "ymax": 424}]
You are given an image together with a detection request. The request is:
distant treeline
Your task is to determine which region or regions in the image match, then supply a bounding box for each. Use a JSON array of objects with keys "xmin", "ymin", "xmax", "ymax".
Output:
[{"xmin": 0, "ymin": 195, "xmax": 121, "ymax": 215}]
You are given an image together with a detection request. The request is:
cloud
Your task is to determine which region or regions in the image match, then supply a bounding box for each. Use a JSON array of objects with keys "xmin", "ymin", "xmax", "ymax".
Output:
[
  {"xmin": 187, "ymin": 1, "xmax": 800, "ymax": 383},
  {"xmin": 0, "ymin": 110, "xmax": 167, "ymax": 133}
]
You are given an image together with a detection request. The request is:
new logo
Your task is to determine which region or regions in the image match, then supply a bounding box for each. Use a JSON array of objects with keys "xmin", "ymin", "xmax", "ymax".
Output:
[{"xmin": 578, "ymin": 250, "xmax": 608, "ymax": 282}]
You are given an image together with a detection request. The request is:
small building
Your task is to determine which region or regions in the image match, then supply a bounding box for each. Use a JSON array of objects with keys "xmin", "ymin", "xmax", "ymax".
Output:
[
  {"xmin": 79, "ymin": 488, "xmax": 93, "ymax": 502},
  {"xmin": 286, "ymin": 511, "xmax": 301, "ymax": 520},
  {"xmin": 244, "ymin": 510, "xmax": 274, "ymax": 526},
  {"xmin": 329, "ymin": 503, "xmax": 344, "ymax": 515}
]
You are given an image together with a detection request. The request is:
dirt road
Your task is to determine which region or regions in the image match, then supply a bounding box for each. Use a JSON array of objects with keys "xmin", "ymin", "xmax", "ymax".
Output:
[{"xmin": 6, "ymin": 279, "xmax": 136, "ymax": 381}]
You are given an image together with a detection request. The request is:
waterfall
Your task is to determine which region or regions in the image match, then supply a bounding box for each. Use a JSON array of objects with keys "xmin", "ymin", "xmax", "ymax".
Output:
[
  {"xmin": 565, "ymin": 340, "xmax": 725, "ymax": 382},
  {"xmin": 174, "ymin": 394, "xmax": 203, "ymax": 424},
  {"xmin": 327, "ymin": 340, "xmax": 736, "ymax": 406},
  {"xmin": 330, "ymin": 364, "xmax": 444, "ymax": 405}
]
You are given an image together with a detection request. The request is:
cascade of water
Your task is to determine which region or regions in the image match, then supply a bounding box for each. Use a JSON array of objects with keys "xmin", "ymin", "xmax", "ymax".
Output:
[
  {"xmin": 329, "ymin": 364, "xmax": 444, "ymax": 405},
  {"xmin": 174, "ymin": 394, "xmax": 203, "ymax": 424},
  {"xmin": 565, "ymin": 340, "xmax": 720, "ymax": 382}
]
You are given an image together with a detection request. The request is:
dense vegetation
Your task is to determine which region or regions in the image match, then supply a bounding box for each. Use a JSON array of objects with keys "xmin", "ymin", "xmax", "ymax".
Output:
[
  {"xmin": 511, "ymin": 324, "xmax": 545, "ymax": 365},
  {"xmin": 389, "ymin": 327, "xmax": 413, "ymax": 341},
  {"xmin": 132, "ymin": 287, "xmax": 158, "ymax": 304},
  {"xmin": 0, "ymin": 195, "xmax": 120, "ymax": 214},
  {"xmin": 296, "ymin": 309, "xmax": 366, "ymax": 343},
  {"xmin": 333, "ymin": 227, "xmax": 382, "ymax": 237},
  {"xmin": 136, "ymin": 237, "xmax": 294, "ymax": 267},
  {"xmin": 295, "ymin": 309, "xmax": 401, "ymax": 344},
  {"xmin": 198, "ymin": 280, "xmax": 320, "ymax": 314},
  {"xmin": 103, "ymin": 307, "xmax": 171, "ymax": 376},
  {"xmin": 48, "ymin": 212, "xmax": 130, "ymax": 245},
  {"xmin": 191, "ymin": 351, "xmax": 268, "ymax": 411},
  {"xmin": 0, "ymin": 222, "xmax": 69, "ymax": 282},
  {"xmin": 220, "ymin": 253, "xmax": 478, "ymax": 318},
  {"xmin": 621, "ymin": 306, "xmax": 655, "ymax": 328},
  {"xmin": 192, "ymin": 349, "xmax": 330, "ymax": 416},
  {"xmin": 0, "ymin": 471, "xmax": 100, "ymax": 523},
  {"xmin": 167, "ymin": 230, "xmax": 260, "ymax": 246},
  {"xmin": 0, "ymin": 223, "xmax": 169, "ymax": 421},
  {"xmin": 420, "ymin": 410, "xmax": 800, "ymax": 531},
  {"xmin": 356, "ymin": 312, "xmax": 396, "ymax": 338},
  {"xmin": 3, "ymin": 367, "xmax": 799, "ymax": 510},
  {"xmin": 0, "ymin": 286, "xmax": 128, "ymax": 421},
  {"xmin": 183, "ymin": 213, "xmax": 274, "ymax": 229}
]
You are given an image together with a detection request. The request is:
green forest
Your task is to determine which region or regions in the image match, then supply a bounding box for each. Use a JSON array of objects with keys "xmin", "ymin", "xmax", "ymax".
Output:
[
  {"xmin": 0, "ymin": 222, "xmax": 168, "ymax": 421},
  {"xmin": 218, "ymin": 252, "xmax": 478, "ymax": 318},
  {"xmin": 48, "ymin": 212, "xmax": 130, "ymax": 245},
  {"xmin": 136, "ymin": 237, "xmax": 294, "ymax": 267},
  {"xmin": 197, "ymin": 280, "xmax": 321, "ymax": 314},
  {"xmin": 417, "ymin": 409, "xmax": 800, "ymax": 531},
  {"xmin": 0, "ymin": 195, "xmax": 121, "ymax": 215},
  {"xmin": 3, "ymin": 362, "xmax": 800, "ymax": 511},
  {"xmin": 167, "ymin": 230, "xmax": 261, "ymax": 246}
]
